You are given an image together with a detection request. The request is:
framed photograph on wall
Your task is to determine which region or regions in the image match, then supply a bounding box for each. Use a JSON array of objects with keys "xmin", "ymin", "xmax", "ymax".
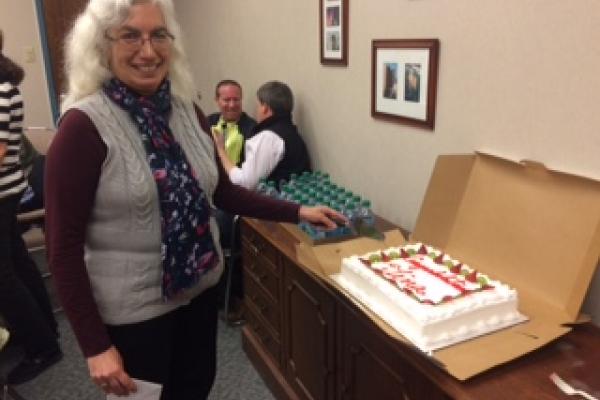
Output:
[
  {"xmin": 320, "ymin": 0, "xmax": 348, "ymax": 65},
  {"xmin": 371, "ymin": 39, "xmax": 440, "ymax": 129}
]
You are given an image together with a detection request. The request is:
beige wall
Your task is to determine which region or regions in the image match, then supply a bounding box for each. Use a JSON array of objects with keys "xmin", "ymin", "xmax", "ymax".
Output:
[
  {"xmin": 175, "ymin": 0, "xmax": 600, "ymax": 324},
  {"xmin": 0, "ymin": 0, "xmax": 54, "ymax": 128}
]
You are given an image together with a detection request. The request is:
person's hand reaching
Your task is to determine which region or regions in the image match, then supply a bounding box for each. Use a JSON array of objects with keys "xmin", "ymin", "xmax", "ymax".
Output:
[
  {"xmin": 211, "ymin": 126, "xmax": 226, "ymax": 151},
  {"xmin": 298, "ymin": 205, "xmax": 348, "ymax": 230}
]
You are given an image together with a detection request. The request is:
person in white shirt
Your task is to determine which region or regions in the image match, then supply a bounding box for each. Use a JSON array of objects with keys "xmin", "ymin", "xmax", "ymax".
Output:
[{"xmin": 212, "ymin": 80, "xmax": 310, "ymax": 190}]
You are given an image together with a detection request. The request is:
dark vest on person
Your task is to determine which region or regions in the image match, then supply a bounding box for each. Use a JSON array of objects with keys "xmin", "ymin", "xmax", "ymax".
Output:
[
  {"xmin": 254, "ymin": 114, "xmax": 311, "ymax": 184},
  {"xmin": 207, "ymin": 112, "xmax": 256, "ymax": 166}
]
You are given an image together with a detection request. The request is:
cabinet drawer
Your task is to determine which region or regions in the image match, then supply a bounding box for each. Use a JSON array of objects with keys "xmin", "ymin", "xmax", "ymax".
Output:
[
  {"xmin": 242, "ymin": 226, "xmax": 280, "ymax": 270},
  {"xmin": 243, "ymin": 245, "xmax": 280, "ymax": 302},
  {"xmin": 245, "ymin": 275, "xmax": 281, "ymax": 335},
  {"xmin": 246, "ymin": 304, "xmax": 281, "ymax": 367}
]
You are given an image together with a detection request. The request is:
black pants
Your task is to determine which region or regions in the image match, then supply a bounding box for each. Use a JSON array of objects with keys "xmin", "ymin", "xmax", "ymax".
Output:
[
  {"xmin": 106, "ymin": 285, "xmax": 219, "ymax": 400},
  {"xmin": 0, "ymin": 194, "xmax": 58, "ymax": 356}
]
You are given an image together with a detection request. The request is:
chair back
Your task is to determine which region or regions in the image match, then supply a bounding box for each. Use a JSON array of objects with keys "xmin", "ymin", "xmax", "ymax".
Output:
[{"xmin": 18, "ymin": 127, "xmax": 55, "ymax": 251}]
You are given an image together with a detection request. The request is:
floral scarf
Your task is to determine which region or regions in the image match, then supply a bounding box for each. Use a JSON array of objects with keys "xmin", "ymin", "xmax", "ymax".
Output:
[{"xmin": 104, "ymin": 78, "xmax": 218, "ymax": 299}]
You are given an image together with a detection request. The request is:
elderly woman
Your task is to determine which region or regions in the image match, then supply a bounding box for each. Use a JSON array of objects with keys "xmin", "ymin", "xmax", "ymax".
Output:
[{"xmin": 45, "ymin": 0, "xmax": 344, "ymax": 398}]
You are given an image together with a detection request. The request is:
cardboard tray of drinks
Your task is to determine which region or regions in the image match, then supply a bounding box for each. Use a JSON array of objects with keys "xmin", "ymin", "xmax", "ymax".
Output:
[{"xmin": 292, "ymin": 152, "xmax": 600, "ymax": 380}]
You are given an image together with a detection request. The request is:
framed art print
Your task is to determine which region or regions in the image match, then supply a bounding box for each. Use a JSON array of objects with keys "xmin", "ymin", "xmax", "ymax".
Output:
[
  {"xmin": 372, "ymin": 39, "xmax": 440, "ymax": 129},
  {"xmin": 320, "ymin": 0, "xmax": 348, "ymax": 65}
]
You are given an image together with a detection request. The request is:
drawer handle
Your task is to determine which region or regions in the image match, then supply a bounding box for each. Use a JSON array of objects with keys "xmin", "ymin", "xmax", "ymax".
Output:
[
  {"xmin": 249, "ymin": 294, "xmax": 268, "ymax": 314},
  {"xmin": 254, "ymin": 325, "xmax": 270, "ymax": 343},
  {"xmin": 248, "ymin": 242, "xmax": 266, "ymax": 255},
  {"xmin": 261, "ymin": 333, "xmax": 271, "ymax": 344},
  {"xmin": 252, "ymin": 323, "xmax": 270, "ymax": 344},
  {"xmin": 248, "ymin": 311, "xmax": 270, "ymax": 343},
  {"xmin": 256, "ymin": 301, "xmax": 268, "ymax": 313},
  {"xmin": 256, "ymin": 272, "xmax": 268, "ymax": 283},
  {"xmin": 247, "ymin": 268, "xmax": 266, "ymax": 282},
  {"xmin": 246, "ymin": 261, "xmax": 257, "ymax": 271}
]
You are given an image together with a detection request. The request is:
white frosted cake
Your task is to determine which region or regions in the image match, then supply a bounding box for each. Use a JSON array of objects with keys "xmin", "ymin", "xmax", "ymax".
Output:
[{"xmin": 333, "ymin": 243, "xmax": 526, "ymax": 352}]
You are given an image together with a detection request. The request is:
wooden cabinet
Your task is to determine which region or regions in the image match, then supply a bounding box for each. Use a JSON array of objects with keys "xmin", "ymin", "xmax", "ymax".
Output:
[
  {"xmin": 242, "ymin": 224, "xmax": 282, "ymax": 367},
  {"xmin": 240, "ymin": 218, "xmax": 600, "ymax": 400},
  {"xmin": 338, "ymin": 304, "xmax": 449, "ymax": 400},
  {"xmin": 242, "ymin": 219, "xmax": 337, "ymax": 400},
  {"xmin": 283, "ymin": 256, "xmax": 336, "ymax": 400}
]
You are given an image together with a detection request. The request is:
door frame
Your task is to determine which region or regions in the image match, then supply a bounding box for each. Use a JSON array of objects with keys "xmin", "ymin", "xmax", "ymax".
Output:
[{"xmin": 34, "ymin": 0, "xmax": 60, "ymax": 124}]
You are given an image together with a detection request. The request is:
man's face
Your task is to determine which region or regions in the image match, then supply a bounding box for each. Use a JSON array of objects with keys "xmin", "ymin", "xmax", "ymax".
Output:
[{"xmin": 216, "ymin": 84, "xmax": 242, "ymax": 122}]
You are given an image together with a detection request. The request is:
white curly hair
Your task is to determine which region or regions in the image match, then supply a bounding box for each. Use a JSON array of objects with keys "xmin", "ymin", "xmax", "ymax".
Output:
[{"xmin": 61, "ymin": 0, "xmax": 196, "ymax": 112}]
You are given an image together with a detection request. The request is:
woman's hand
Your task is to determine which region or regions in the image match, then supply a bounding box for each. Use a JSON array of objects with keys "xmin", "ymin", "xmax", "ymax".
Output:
[
  {"xmin": 211, "ymin": 126, "xmax": 226, "ymax": 151},
  {"xmin": 87, "ymin": 345, "xmax": 137, "ymax": 396},
  {"xmin": 298, "ymin": 205, "xmax": 348, "ymax": 230},
  {"xmin": 211, "ymin": 126, "xmax": 235, "ymax": 173}
]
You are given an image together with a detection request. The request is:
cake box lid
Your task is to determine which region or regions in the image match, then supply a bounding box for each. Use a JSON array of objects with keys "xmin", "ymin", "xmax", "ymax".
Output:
[{"xmin": 409, "ymin": 152, "xmax": 600, "ymax": 379}]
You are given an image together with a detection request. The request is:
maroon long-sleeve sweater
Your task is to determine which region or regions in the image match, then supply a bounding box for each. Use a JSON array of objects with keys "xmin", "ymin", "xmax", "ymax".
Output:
[{"xmin": 45, "ymin": 108, "xmax": 299, "ymax": 357}]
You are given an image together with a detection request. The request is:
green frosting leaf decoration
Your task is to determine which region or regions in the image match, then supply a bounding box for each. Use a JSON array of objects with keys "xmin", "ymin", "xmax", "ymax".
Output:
[
  {"xmin": 477, "ymin": 276, "xmax": 489, "ymax": 286},
  {"xmin": 407, "ymin": 248, "xmax": 417, "ymax": 256},
  {"xmin": 388, "ymin": 251, "xmax": 400, "ymax": 259},
  {"xmin": 369, "ymin": 253, "xmax": 382, "ymax": 262},
  {"xmin": 444, "ymin": 260, "xmax": 454, "ymax": 269}
]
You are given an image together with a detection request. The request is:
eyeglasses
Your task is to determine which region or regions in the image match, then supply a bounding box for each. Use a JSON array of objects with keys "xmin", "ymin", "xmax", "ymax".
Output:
[{"xmin": 105, "ymin": 29, "xmax": 175, "ymax": 51}]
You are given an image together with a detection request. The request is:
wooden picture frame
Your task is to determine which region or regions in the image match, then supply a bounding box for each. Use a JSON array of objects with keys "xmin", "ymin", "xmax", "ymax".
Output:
[
  {"xmin": 320, "ymin": 0, "xmax": 348, "ymax": 66},
  {"xmin": 371, "ymin": 39, "xmax": 440, "ymax": 129}
]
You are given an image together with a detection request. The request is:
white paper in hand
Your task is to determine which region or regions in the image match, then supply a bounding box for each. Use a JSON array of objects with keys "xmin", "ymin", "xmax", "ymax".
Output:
[{"xmin": 106, "ymin": 379, "xmax": 162, "ymax": 400}]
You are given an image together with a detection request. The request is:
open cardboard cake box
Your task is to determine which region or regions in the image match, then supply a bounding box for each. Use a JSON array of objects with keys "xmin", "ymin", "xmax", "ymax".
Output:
[{"xmin": 293, "ymin": 152, "xmax": 600, "ymax": 380}]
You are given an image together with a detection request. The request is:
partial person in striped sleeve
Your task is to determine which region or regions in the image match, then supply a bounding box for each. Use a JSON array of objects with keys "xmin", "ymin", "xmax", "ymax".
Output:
[{"xmin": 0, "ymin": 29, "xmax": 62, "ymax": 385}]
